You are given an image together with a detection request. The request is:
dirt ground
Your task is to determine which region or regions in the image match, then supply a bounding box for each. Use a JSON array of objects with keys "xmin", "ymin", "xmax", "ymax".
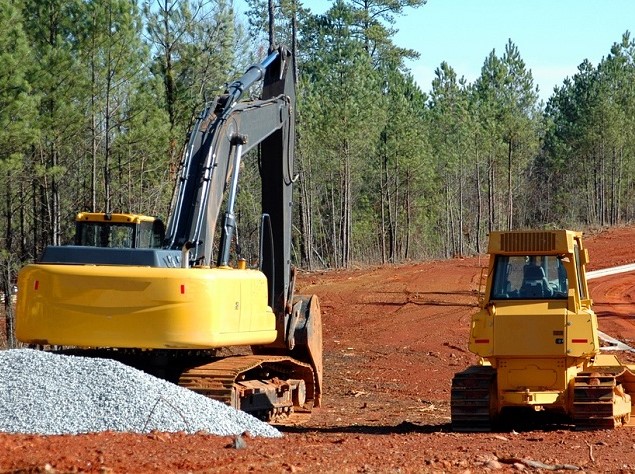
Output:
[{"xmin": 3, "ymin": 227, "xmax": 635, "ymax": 473}]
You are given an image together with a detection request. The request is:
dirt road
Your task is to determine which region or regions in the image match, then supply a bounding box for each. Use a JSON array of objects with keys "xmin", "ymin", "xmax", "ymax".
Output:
[{"xmin": 2, "ymin": 226, "xmax": 635, "ymax": 473}]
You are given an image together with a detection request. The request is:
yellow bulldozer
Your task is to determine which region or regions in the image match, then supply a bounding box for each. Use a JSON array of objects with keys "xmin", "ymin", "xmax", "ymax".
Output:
[{"xmin": 452, "ymin": 229, "xmax": 635, "ymax": 430}]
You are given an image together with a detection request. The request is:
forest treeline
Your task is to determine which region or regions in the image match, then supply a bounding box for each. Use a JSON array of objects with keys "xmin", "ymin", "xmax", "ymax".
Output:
[{"xmin": 1, "ymin": 0, "xmax": 635, "ymax": 288}]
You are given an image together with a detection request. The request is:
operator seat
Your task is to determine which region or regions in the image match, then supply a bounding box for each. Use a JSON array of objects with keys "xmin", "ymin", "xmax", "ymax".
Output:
[{"xmin": 520, "ymin": 264, "xmax": 548, "ymax": 298}]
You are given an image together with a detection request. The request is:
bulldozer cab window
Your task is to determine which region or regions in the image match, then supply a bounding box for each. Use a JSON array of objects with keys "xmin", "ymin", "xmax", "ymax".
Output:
[{"xmin": 491, "ymin": 255, "xmax": 568, "ymax": 300}]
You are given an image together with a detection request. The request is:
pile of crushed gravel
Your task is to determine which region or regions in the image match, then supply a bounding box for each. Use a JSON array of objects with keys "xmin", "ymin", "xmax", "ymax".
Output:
[{"xmin": 0, "ymin": 349, "xmax": 281, "ymax": 437}]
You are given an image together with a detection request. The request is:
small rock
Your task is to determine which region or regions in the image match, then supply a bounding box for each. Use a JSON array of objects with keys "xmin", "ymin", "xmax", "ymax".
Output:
[
  {"xmin": 227, "ymin": 434, "xmax": 247, "ymax": 449},
  {"xmin": 476, "ymin": 453, "xmax": 498, "ymax": 463},
  {"xmin": 484, "ymin": 459, "xmax": 503, "ymax": 470}
]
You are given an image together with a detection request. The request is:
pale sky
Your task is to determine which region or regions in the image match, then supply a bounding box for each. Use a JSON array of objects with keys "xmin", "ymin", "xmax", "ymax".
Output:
[{"xmin": 236, "ymin": 0, "xmax": 635, "ymax": 102}]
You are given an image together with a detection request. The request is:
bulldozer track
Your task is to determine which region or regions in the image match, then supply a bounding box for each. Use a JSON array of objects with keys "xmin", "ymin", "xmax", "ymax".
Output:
[
  {"xmin": 450, "ymin": 365, "xmax": 496, "ymax": 432},
  {"xmin": 572, "ymin": 369, "xmax": 632, "ymax": 430},
  {"xmin": 178, "ymin": 354, "xmax": 315, "ymax": 426}
]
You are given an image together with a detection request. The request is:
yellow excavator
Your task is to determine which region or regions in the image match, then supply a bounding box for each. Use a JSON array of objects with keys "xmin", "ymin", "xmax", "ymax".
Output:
[
  {"xmin": 16, "ymin": 46, "xmax": 322, "ymax": 424},
  {"xmin": 452, "ymin": 229, "xmax": 635, "ymax": 431}
]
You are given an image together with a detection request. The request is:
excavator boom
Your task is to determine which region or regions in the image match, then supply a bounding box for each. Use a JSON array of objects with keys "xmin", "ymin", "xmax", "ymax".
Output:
[{"xmin": 165, "ymin": 47, "xmax": 295, "ymax": 312}]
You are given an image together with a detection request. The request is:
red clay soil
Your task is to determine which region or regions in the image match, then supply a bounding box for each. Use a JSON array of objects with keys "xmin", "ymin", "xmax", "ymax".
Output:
[{"xmin": 3, "ymin": 227, "xmax": 635, "ymax": 473}]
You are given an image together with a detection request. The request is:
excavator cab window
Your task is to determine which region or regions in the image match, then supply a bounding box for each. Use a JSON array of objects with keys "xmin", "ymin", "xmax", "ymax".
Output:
[
  {"xmin": 491, "ymin": 255, "xmax": 568, "ymax": 300},
  {"xmin": 138, "ymin": 220, "xmax": 165, "ymax": 248},
  {"xmin": 76, "ymin": 220, "xmax": 164, "ymax": 249},
  {"xmin": 76, "ymin": 222, "xmax": 105, "ymax": 247},
  {"xmin": 77, "ymin": 222, "xmax": 136, "ymax": 248},
  {"xmin": 109, "ymin": 225, "xmax": 134, "ymax": 248}
]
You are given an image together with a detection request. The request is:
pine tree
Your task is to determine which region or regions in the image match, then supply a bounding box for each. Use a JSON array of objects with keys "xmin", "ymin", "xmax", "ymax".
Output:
[
  {"xmin": 474, "ymin": 40, "xmax": 540, "ymax": 231},
  {"xmin": 21, "ymin": 0, "xmax": 84, "ymax": 249},
  {"xmin": 144, "ymin": 0, "xmax": 239, "ymax": 156},
  {"xmin": 0, "ymin": 0, "xmax": 37, "ymax": 347}
]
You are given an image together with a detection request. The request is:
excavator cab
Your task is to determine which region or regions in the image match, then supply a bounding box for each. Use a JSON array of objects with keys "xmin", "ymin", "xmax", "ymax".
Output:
[{"xmin": 74, "ymin": 212, "xmax": 165, "ymax": 249}]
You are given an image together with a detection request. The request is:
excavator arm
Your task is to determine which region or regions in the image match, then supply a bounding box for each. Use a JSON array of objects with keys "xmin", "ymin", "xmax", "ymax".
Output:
[{"xmin": 165, "ymin": 46, "xmax": 295, "ymax": 313}]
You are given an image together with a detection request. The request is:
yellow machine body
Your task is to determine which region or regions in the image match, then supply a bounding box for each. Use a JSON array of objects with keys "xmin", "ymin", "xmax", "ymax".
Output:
[
  {"xmin": 452, "ymin": 229, "xmax": 635, "ymax": 431},
  {"xmin": 16, "ymin": 264, "xmax": 276, "ymax": 349}
]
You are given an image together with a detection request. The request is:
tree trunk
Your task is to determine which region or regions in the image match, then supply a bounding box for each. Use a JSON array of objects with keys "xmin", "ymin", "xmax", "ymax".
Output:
[
  {"xmin": 488, "ymin": 152, "xmax": 495, "ymax": 232},
  {"xmin": 4, "ymin": 169, "xmax": 12, "ymax": 250},
  {"xmin": 387, "ymin": 161, "xmax": 395, "ymax": 263},
  {"xmin": 19, "ymin": 178, "xmax": 26, "ymax": 260},
  {"xmin": 445, "ymin": 182, "xmax": 452, "ymax": 258},
  {"xmin": 342, "ymin": 140, "xmax": 352, "ymax": 267},
  {"xmin": 330, "ymin": 174, "xmax": 337, "ymax": 267},
  {"xmin": 267, "ymin": 0, "xmax": 275, "ymax": 49},
  {"xmin": 1, "ymin": 254, "xmax": 16, "ymax": 348},
  {"xmin": 458, "ymin": 161, "xmax": 464, "ymax": 257},
  {"xmin": 91, "ymin": 28, "xmax": 98, "ymax": 212},
  {"xmin": 31, "ymin": 174, "xmax": 38, "ymax": 259},
  {"xmin": 104, "ymin": 6, "xmax": 113, "ymax": 213},
  {"xmin": 475, "ymin": 137, "xmax": 482, "ymax": 253},
  {"xmin": 298, "ymin": 151, "xmax": 314, "ymax": 269},
  {"xmin": 52, "ymin": 146, "xmax": 60, "ymax": 245},
  {"xmin": 404, "ymin": 172, "xmax": 411, "ymax": 260},
  {"xmin": 507, "ymin": 137, "xmax": 513, "ymax": 230},
  {"xmin": 380, "ymin": 152, "xmax": 387, "ymax": 264}
]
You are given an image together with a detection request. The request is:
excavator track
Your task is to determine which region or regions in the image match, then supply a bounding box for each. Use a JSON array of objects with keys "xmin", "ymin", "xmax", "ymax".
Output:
[
  {"xmin": 53, "ymin": 349, "xmax": 318, "ymax": 425},
  {"xmin": 451, "ymin": 365, "xmax": 496, "ymax": 432},
  {"xmin": 572, "ymin": 369, "xmax": 632, "ymax": 430},
  {"xmin": 178, "ymin": 354, "xmax": 316, "ymax": 426}
]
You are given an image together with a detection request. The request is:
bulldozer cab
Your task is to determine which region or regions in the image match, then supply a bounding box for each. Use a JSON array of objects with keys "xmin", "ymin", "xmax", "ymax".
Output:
[
  {"xmin": 74, "ymin": 212, "xmax": 165, "ymax": 249},
  {"xmin": 483, "ymin": 230, "xmax": 591, "ymax": 310}
]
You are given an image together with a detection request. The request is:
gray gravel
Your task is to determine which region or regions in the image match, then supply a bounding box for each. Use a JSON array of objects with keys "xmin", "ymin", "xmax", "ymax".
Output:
[{"xmin": 0, "ymin": 349, "xmax": 281, "ymax": 437}]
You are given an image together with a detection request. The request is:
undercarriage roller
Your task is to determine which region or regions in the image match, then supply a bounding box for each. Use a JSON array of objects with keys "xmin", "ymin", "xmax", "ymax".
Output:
[
  {"xmin": 572, "ymin": 371, "xmax": 632, "ymax": 430},
  {"xmin": 178, "ymin": 355, "xmax": 315, "ymax": 425}
]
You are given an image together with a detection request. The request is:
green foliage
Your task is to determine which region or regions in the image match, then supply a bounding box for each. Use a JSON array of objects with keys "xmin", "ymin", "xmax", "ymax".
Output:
[
  {"xmin": 144, "ymin": 0, "xmax": 239, "ymax": 140},
  {"xmin": 543, "ymin": 31, "xmax": 635, "ymax": 227},
  {"xmin": 0, "ymin": 1, "xmax": 37, "ymax": 159},
  {"xmin": 2, "ymin": 0, "xmax": 635, "ymax": 273},
  {"xmin": 0, "ymin": 1, "xmax": 38, "ymax": 259},
  {"xmin": 472, "ymin": 40, "xmax": 541, "ymax": 232}
]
